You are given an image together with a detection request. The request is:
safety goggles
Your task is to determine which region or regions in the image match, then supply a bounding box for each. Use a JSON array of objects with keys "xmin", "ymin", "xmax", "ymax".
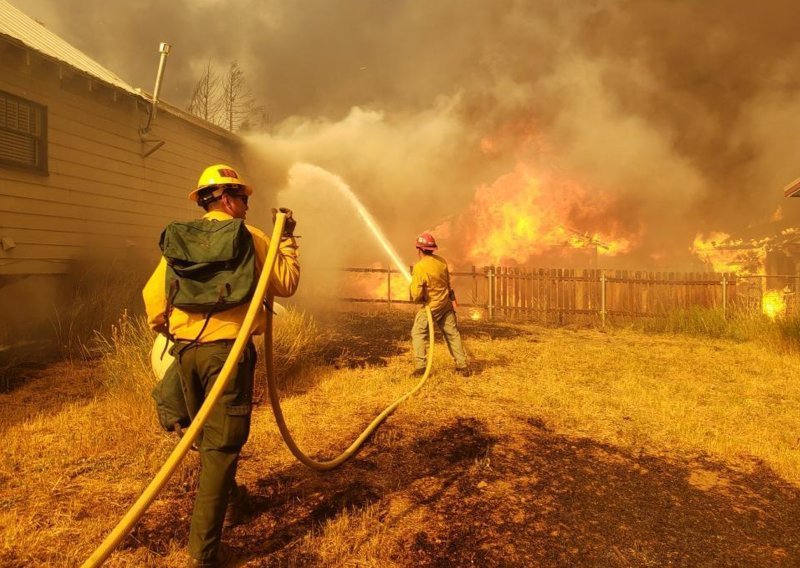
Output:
[{"xmin": 228, "ymin": 193, "xmax": 248, "ymax": 206}]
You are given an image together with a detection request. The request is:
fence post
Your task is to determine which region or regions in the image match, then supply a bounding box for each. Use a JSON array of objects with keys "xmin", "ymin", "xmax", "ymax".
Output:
[
  {"xmin": 487, "ymin": 267, "xmax": 495, "ymax": 319},
  {"xmin": 721, "ymin": 274, "xmax": 727, "ymax": 319},
  {"xmin": 387, "ymin": 266, "xmax": 392, "ymax": 308},
  {"xmin": 472, "ymin": 265, "xmax": 478, "ymax": 305},
  {"xmin": 600, "ymin": 270, "xmax": 607, "ymax": 327}
]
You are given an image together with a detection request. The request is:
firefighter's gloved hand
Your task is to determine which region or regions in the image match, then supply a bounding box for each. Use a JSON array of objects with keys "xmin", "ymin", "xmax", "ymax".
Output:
[{"xmin": 272, "ymin": 207, "xmax": 296, "ymax": 237}]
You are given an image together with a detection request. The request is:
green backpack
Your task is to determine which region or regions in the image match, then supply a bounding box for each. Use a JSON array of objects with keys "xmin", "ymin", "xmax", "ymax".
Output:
[{"xmin": 159, "ymin": 218, "xmax": 256, "ymax": 314}]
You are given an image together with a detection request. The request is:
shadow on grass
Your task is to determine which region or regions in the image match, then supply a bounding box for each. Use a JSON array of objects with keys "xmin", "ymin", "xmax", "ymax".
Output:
[
  {"xmin": 231, "ymin": 418, "xmax": 800, "ymax": 566},
  {"xmin": 240, "ymin": 418, "xmax": 496, "ymax": 565},
  {"xmin": 404, "ymin": 419, "xmax": 800, "ymax": 567},
  {"xmin": 127, "ymin": 415, "xmax": 800, "ymax": 566}
]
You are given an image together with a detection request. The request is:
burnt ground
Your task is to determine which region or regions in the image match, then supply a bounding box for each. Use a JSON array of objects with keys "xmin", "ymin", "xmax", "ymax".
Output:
[
  {"xmin": 0, "ymin": 340, "xmax": 60, "ymax": 394},
  {"xmin": 128, "ymin": 416, "xmax": 800, "ymax": 567},
  {"xmin": 0, "ymin": 360, "xmax": 98, "ymax": 435},
  {"xmin": 313, "ymin": 310, "xmax": 536, "ymax": 369}
]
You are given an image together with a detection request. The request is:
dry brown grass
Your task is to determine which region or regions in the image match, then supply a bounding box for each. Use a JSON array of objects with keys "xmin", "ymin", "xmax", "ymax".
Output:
[
  {"xmin": 51, "ymin": 259, "xmax": 151, "ymax": 360},
  {"xmin": 2, "ymin": 309, "xmax": 800, "ymax": 566}
]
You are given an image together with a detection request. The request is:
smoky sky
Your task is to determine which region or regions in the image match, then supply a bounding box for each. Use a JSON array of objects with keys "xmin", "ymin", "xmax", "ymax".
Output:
[{"xmin": 16, "ymin": 0, "xmax": 800, "ymax": 269}]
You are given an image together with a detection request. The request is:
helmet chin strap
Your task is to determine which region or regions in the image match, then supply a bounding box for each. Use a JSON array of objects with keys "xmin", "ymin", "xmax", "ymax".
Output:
[
  {"xmin": 197, "ymin": 187, "xmax": 225, "ymax": 208},
  {"xmin": 199, "ymin": 189, "xmax": 245, "ymax": 219}
]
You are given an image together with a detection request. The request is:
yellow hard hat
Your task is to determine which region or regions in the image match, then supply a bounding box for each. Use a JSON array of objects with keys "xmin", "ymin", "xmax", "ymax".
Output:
[{"xmin": 188, "ymin": 164, "xmax": 252, "ymax": 203}]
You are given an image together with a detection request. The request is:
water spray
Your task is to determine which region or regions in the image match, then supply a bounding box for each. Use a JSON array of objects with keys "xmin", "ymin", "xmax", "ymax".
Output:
[{"xmin": 290, "ymin": 162, "xmax": 412, "ymax": 282}]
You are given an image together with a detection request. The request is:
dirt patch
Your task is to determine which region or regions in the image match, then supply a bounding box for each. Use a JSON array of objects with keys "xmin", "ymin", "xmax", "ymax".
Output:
[
  {"xmin": 0, "ymin": 341, "xmax": 61, "ymax": 394},
  {"xmin": 459, "ymin": 319, "xmax": 538, "ymax": 341}
]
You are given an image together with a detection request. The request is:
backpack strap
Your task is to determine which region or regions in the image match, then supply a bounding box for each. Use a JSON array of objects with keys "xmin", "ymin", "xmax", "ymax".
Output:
[
  {"xmin": 175, "ymin": 284, "xmax": 230, "ymax": 357},
  {"xmin": 163, "ymin": 279, "xmax": 179, "ymax": 339},
  {"xmin": 157, "ymin": 279, "xmax": 179, "ymax": 360}
]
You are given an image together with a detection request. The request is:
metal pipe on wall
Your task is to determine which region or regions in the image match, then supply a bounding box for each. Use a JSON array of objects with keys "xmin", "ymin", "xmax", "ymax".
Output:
[
  {"xmin": 140, "ymin": 42, "xmax": 171, "ymax": 136},
  {"xmin": 150, "ymin": 42, "xmax": 171, "ymax": 122}
]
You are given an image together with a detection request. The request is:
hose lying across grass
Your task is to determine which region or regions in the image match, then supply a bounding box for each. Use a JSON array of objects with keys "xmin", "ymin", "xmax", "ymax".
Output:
[
  {"xmin": 264, "ymin": 298, "xmax": 433, "ymax": 470},
  {"xmin": 82, "ymin": 212, "xmax": 435, "ymax": 566}
]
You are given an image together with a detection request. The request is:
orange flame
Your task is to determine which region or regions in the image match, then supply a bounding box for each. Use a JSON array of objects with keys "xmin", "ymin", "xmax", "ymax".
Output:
[
  {"xmin": 373, "ymin": 271, "xmax": 409, "ymax": 301},
  {"xmin": 340, "ymin": 264, "xmax": 408, "ymax": 302},
  {"xmin": 691, "ymin": 232, "xmax": 767, "ymax": 275},
  {"xmin": 762, "ymin": 290, "xmax": 786, "ymax": 320},
  {"xmin": 461, "ymin": 161, "xmax": 638, "ymax": 266}
]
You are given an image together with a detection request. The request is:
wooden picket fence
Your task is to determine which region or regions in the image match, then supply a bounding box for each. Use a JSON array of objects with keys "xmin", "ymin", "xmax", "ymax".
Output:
[
  {"xmin": 483, "ymin": 268, "xmax": 737, "ymax": 324},
  {"xmin": 338, "ymin": 266, "xmax": 800, "ymax": 323}
]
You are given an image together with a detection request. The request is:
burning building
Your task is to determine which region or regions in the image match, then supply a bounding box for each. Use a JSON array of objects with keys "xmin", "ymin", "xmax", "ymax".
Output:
[{"xmin": 692, "ymin": 219, "xmax": 800, "ymax": 318}]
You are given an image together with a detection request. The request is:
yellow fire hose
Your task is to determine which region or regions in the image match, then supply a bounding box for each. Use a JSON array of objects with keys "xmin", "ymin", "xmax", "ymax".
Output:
[
  {"xmin": 82, "ymin": 212, "xmax": 435, "ymax": 566},
  {"xmin": 263, "ymin": 296, "xmax": 433, "ymax": 470}
]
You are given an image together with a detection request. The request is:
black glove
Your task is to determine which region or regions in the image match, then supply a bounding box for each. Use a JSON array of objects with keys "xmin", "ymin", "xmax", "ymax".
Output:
[{"xmin": 272, "ymin": 207, "xmax": 296, "ymax": 237}]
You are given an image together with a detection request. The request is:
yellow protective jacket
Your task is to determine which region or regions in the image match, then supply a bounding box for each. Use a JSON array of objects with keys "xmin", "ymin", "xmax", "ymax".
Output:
[
  {"xmin": 142, "ymin": 211, "xmax": 300, "ymax": 342},
  {"xmin": 409, "ymin": 253, "xmax": 454, "ymax": 320}
]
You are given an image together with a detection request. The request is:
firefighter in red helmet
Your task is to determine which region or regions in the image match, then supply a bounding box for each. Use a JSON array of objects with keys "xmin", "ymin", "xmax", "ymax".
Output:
[{"xmin": 409, "ymin": 232, "xmax": 470, "ymax": 377}]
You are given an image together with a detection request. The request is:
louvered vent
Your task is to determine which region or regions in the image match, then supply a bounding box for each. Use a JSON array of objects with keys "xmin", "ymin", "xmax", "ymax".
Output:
[{"xmin": 0, "ymin": 91, "xmax": 46, "ymax": 172}]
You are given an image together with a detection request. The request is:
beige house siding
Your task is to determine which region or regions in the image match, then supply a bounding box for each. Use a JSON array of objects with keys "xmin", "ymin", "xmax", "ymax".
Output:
[{"xmin": 0, "ymin": 40, "xmax": 244, "ymax": 276}]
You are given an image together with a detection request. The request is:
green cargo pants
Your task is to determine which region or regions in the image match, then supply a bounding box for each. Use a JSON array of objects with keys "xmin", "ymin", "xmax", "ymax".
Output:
[
  {"xmin": 174, "ymin": 340, "xmax": 256, "ymax": 563},
  {"xmin": 411, "ymin": 308, "xmax": 468, "ymax": 370},
  {"xmin": 151, "ymin": 361, "xmax": 190, "ymax": 431}
]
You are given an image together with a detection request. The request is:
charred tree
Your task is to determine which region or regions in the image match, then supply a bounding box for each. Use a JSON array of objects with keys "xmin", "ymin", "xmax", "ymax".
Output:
[
  {"xmin": 220, "ymin": 61, "xmax": 263, "ymax": 133},
  {"xmin": 186, "ymin": 61, "xmax": 222, "ymax": 125}
]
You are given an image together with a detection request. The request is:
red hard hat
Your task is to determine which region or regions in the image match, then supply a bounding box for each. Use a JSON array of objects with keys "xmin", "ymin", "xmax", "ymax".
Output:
[{"xmin": 415, "ymin": 232, "xmax": 438, "ymax": 251}]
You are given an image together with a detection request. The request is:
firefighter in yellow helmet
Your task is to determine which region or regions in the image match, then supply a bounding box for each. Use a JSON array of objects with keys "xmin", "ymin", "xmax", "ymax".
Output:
[
  {"xmin": 143, "ymin": 164, "xmax": 300, "ymax": 567},
  {"xmin": 409, "ymin": 232, "xmax": 470, "ymax": 377}
]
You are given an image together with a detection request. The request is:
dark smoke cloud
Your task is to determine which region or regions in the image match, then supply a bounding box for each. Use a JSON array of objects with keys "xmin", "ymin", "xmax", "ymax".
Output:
[{"xmin": 18, "ymin": 0, "xmax": 800, "ymax": 270}]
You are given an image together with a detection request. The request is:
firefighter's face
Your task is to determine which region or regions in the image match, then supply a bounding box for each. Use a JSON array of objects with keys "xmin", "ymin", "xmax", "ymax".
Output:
[{"xmin": 222, "ymin": 191, "xmax": 249, "ymax": 219}]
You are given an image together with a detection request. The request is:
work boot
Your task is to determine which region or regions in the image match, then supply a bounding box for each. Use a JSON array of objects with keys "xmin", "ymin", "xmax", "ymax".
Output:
[
  {"xmin": 187, "ymin": 543, "xmax": 232, "ymax": 568},
  {"xmin": 224, "ymin": 482, "xmax": 249, "ymax": 528},
  {"xmin": 409, "ymin": 368, "xmax": 426, "ymax": 378},
  {"xmin": 187, "ymin": 556, "xmax": 216, "ymax": 568},
  {"xmin": 456, "ymin": 366, "xmax": 471, "ymax": 378}
]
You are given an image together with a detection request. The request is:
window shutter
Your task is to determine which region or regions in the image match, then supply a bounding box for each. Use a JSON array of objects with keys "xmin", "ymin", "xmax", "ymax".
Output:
[{"xmin": 0, "ymin": 90, "xmax": 47, "ymax": 173}]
